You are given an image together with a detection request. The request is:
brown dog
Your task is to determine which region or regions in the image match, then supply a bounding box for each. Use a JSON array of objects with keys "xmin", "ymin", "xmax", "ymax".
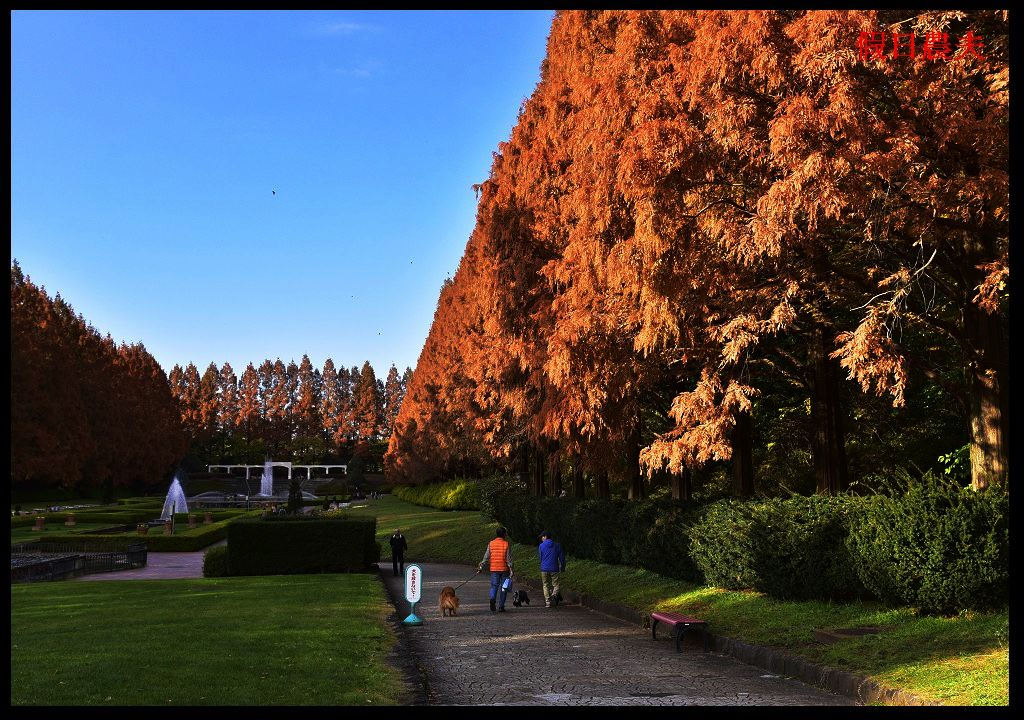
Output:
[{"xmin": 439, "ymin": 586, "xmax": 460, "ymax": 617}]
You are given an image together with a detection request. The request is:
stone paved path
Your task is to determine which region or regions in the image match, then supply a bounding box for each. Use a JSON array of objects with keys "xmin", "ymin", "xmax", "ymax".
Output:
[
  {"xmin": 382, "ymin": 562, "xmax": 856, "ymax": 706},
  {"xmin": 72, "ymin": 540, "xmax": 224, "ymax": 581}
]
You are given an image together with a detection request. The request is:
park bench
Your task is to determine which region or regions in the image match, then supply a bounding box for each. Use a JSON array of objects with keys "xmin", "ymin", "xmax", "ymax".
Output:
[{"xmin": 650, "ymin": 611, "xmax": 709, "ymax": 653}]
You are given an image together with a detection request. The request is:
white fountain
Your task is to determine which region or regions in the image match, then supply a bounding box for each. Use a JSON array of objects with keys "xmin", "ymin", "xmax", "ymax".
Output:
[
  {"xmin": 160, "ymin": 470, "xmax": 190, "ymax": 520},
  {"xmin": 259, "ymin": 461, "xmax": 274, "ymax": 497}
]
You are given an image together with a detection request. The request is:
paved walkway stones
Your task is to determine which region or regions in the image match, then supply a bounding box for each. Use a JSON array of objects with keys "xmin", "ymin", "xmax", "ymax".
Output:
[
  {"xmin": 381, "ymin": 562, "xmax": 855, "ymax": 706},
  {"xmin": 71, "ymin": 540, "xmax": 224, "ymax": 581}
]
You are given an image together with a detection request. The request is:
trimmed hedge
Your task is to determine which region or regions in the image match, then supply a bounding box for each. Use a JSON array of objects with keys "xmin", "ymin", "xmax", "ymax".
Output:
[
  {"xmin": 393, "ymin": 479, "xmax": 480, "ymax": 510},
  {"xmin": 203, "ymin": 545, "xmax": 229, "ymax": 577},
  {"xmin": 847, "ymin": 474, "xmax": 1009, "ymax": 614},
  {"xmin": 226, "ymin": 516, "xmax": 379, "ymax": 576},
  {"xmin": 483, "ymin": 472, "xmax": 1008, "ymax": 614},
  {"xmin": 688, "ymin": 496, "xmax": 867, "ymax": 601},
  {"xmin": 40, "ymin": 515, "xmax": 248, "ymax": 551},
  {"xmin": 478, "ymin": 474, "xmax": 528, "ymax": 519},
  {"xmin": 11, "ymin": 509, "xmax": 162, "ymax": 528},
  {"xmin": 171, "ymin": 509, "xmax": 252, "ymax": 522},
  {"xmin": 491, "ymin": 493, "xmax": 705, "ymax": 582}
]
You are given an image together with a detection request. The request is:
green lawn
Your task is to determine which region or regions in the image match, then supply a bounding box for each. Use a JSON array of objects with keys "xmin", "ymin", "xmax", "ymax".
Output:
[
  {"xmin": 359, "ymin": 494, "xmax": 1008, "ymax": 706},
  {"xmin": 11, "ymin": 575, "xmax": 407, "ymax": 705}
]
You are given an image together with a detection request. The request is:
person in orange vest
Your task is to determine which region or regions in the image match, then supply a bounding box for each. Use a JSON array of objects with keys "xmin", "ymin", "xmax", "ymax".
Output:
[{"xmin": 476, "ymin": 526, "xmax": 515, "ymax": 612}]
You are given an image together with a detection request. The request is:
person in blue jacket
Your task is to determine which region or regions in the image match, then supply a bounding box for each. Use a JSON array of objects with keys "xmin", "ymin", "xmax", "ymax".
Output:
[{"xmin": 537, "ymin": 530, "xmax": 566, "ymax": 608}]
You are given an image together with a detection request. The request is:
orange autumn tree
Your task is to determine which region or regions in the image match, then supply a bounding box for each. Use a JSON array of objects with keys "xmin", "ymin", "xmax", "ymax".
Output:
[
  {"xmin": 217, "ymin": 362, "xmax": 238, "ymax": 457},
  {"xmin": 386, "ymin": 272, "xmax": 489, "ymax": 483},
  {"xmin": 386, "ymin": 10, "xmax": 1008, "ymax": 494},
  {"xmin": 352, "ymin": 360, "xmax": 382, "ymax": 442},
  {"xmin": 621, "ymin": 10, "xmax": 1009, "ymax": 491},
  {"xmin": 382, "ymin": 364, "xmax": 405, "ymax": 438},
  {"xmin": 11, "ymin": 261, "xmax": 184, "ymax": 496},
  {"xmin": 320, "ymin": 358, "xmax": 344, "ymax": 451},
  {"xmin": 292, "ymin": 354, "xmax": 322, "ymax": 439},
  {"xmin": 236, "ymin": 362, "xmax": 262, "ymax": 456}
]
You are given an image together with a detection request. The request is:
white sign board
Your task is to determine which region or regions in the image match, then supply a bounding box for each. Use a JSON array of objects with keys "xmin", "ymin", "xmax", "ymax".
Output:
[{"xmin": 404, "ymin": 564, "xmax": 422, "ymax": 604}]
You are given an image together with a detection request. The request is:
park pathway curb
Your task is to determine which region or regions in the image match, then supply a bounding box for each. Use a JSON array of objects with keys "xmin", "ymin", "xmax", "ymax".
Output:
[
  {"xmin": 376, "ymin": 572, "xmax": 431, "ymax": 706},
  {"xmin": 377, "ymin": 562, "xmax": 855, "ymax": 706},
  {"xmin": 511, "ymin": 578, "xmax": 941, "ymax": 707}
]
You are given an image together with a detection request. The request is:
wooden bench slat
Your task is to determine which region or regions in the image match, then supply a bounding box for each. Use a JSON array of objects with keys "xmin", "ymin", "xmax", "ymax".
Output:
[
  {"xmin": 651, "ymin": 611, "xmax": 710, "ymax": 653},
  {"xmin": 651, "ymin": 611, "xmax": 705, "ymax": 624}
]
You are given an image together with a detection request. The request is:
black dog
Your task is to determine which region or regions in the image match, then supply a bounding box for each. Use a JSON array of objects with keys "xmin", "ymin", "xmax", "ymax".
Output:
[{"xmin": 511, "ymin": 589, "xmax": 530, "ymax": 607}]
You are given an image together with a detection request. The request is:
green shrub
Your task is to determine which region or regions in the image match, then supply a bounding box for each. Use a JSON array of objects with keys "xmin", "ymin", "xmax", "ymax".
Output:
[
  {"xmin": 688, "ymin": 496, "xmax": 867, "ymax": 600},
  {"xmin": 117, "ymin": 497, "xmax": 164, "ymax": 506},
  {"xmin": 477, "ymin": 473, "xmax": 528, "ymax": 519},
  {"xmin": 11, "ymin": 509, "xmax": 164, "ymax": 528},
  {"xmin": 618, "ymin": 500, "xmax": 704, "ymax": 581},
  {"xmin": 227, "ymin": 516, "xmax": 379, "ymax": 576},
  {"xmin": 284, "ymin": 479, "xmax": 301, "ymax": 515},
  {"xmin": 482, "ymin": 471, "xmax": 1007, "ymax": 612},
  {"xmin": 165, "ymin": 510, "xmax": 250, "ymax": 526},
  {"xmin": 42, "ymin": 514, "xmax": 253, "ymax": 551},
  {"xmin": 846, "ymin": 473, "xmax": 1008, "ymax": 615},
  {"xmin": 490, "ymin": 490, "xmax": 704, "ymax": 582},
  {"xmin": 203, "ymin": 545, "xmax": 229, "ymax": 577},
  {"xmin": 347, "ymin": 456, "xmax": 365, "ymax": 485},
  {"xmin": 685, "ymin": 500, "xmax": 758, "ymax": 591},
  {"xmin": 569, "ymin": 499, "xmax": 630, "ymax": 565},
  {"xmin": 393, "ymin": 479, "xmax": 481, "ymax": 510}
]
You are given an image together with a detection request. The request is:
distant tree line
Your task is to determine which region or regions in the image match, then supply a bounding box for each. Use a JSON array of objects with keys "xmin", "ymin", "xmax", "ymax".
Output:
[
  {"xmin": 11, "ymin": 261, "xmax": 185, "ymax": 498},
  {"xmin": 385, "ymin": 10, "xmax": 1008, "ymax": 497},
  {"xmin": 168, "ymin": 357, "xmax": 412, "ymax": 471}
]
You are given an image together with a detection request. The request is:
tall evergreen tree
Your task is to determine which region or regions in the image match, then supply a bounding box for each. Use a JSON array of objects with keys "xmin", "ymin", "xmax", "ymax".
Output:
[
  {"xmin": 353, "ymin": 361, "xmax": 382, "ymax": 441},
  {"xmin": 285, "ymin": 359, "xmax": 300, "ymax": 448},
  {"xmin": 266, "ymin": 359, "xmax": 290, "ymax": 456},
  {"xmin": 321, "ymin": 359, "xmax": 343, "ymax": 450},
  {"xmin": 383, "ymin": 364, "xmax": 404, "ymax": 437},
  {"xmin": 181, "ymin": 363, "xmax": 202, "ymax": 444},
  {"xmin": 293, "ymin": 354, "xmax": 322, "ymax": 439},
  {"xmin": 198, "ymin": 362, "xmax": 221, "ymax": 447},
  {"xmin": 11, "ymin": 261, "xmax": 184, "ymax": 495},
  {"xmin": 218, "ymin": 362, "xmax": 239, "ymax": 436},
  {"xmin": 237, "ymin": 362, "xmax": 261, "ymax": 454},
  {"xmin": 257, "ymin": 359, "xmax": 275, "ymax": 452}
]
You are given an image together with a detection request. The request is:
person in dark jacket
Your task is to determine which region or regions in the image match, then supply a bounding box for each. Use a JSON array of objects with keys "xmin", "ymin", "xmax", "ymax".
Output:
[
  {"xmin": 389, "ymin": 529, "xmax": 408, "ymax": 577},
  {"xmin": 538, "ymin": 530, "xmax": 566, "ymax": 608}
]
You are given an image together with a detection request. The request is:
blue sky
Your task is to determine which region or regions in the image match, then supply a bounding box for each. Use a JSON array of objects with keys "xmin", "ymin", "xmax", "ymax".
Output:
[{"xmin": 11, "ymin": 10, "xmax": 555, "ymax": 376}]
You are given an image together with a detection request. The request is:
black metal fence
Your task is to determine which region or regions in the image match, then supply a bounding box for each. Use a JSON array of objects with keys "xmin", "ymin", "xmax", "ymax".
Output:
[{"xmin": 10, "ymin": 542, "xmax": 147, "ymax": 583}]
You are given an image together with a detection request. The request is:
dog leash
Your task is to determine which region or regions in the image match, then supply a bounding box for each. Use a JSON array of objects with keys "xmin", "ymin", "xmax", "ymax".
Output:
[
  {"xmin": 452, "ymin": 568, "xmax": 517, "ymax": 591},
  {"xmin": 452, "ymin": 570, "xmax": 481, "ymax": 591}
]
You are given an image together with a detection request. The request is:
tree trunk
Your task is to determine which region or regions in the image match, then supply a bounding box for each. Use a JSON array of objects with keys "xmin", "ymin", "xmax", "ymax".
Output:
[
  {"xmin": 596, "ymin": 470, "xmax": 610, "ymax": 499},
  {"xmin": 550, "ymin": 454, "xmax": 563, "ymax": 497},
  {"xmin": 627, "ymin": 428, "xmax": 644, "ymax": 500},
  {"xmin": 518, "ymin": 441, "xmax": 530, "ymax": 488},
  {"xmin": 572, "ymin": 457, "xmax": 586, "ymax": 498},
  {"xmin": 533, "ymin": 447, "xmax": 546, "ymax": 496},
  {"xmin": 966, "ymin": 303, "xmax": 1009, "ymax": 490},
  {"xmin": 731, "ymin": 410, "xmax": 754, "ymax": 497},
  {"xmin": 810, "ymin": 326, "xmax": 849, "ymax": 494},
  {"xmin": 670, "ymin": 467, "xmax": 692, "ymax": 501}
]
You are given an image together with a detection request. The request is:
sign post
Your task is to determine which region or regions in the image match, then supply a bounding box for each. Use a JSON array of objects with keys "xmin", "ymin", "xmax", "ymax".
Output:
[{"xmin": 403, "ymin": 564, "xmax": 423, "ymax": 625}]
